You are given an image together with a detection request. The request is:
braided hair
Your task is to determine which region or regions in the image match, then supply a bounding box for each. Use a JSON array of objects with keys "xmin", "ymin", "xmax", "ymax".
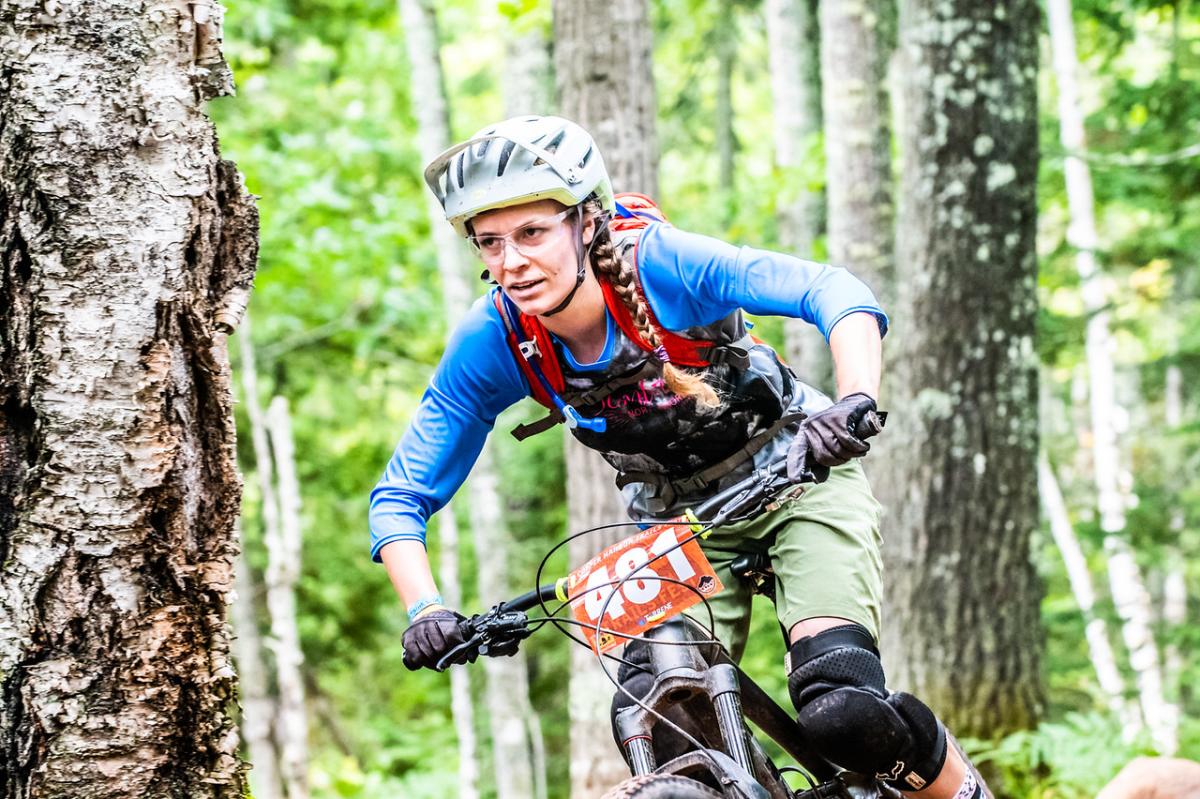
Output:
[{"xmin": 582, "ymin": 198, "xmax": 722, "ymax": 409}]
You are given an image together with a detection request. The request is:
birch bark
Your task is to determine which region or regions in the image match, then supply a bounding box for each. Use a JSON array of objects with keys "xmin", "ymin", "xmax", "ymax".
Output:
[
  {"xmin": 1162, "ymin": 365, "xmax": 1186, "ymax": 700},
  {"xmin": 882, "ymin": 0, "xmax": 1043, "ymax": 736},
  {"xmin": 399, "ymin": 2, "xmax": 542, "ymax": 796},
  {"xmin": 435, "ymin": 504, "xmax": 480, "ymax": 799},
  {"xmin": 264, "ymin": 397, "xmax": 309, "ymax": 798},
  {"xmin": 1045, "ymin": 0, "xmax": 1176, "ymax": 754},
  {"xmin": 1038, "ymin": 455, "xmax": 1138, "ymax": 736},
  {"xmin": 766, "ymin": 0, "xmax": 832, "ymax": 387},
  {"xmin": 0, "ymin": 0, "xmax": 257, "ymax": 794},
  {"xmin": 554, "ymin": 1, "xmax": 660, "ymax": 793},
  {"xmin": 231, "ymin": 532, "xmax": 284, "ymax": 799},
  {"xmin": 234, "ymin": 328, "xmax": 285, "ymax": 799}
]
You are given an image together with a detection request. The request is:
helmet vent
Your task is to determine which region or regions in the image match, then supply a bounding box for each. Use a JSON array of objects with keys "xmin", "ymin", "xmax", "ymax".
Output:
[
  {"xmin": 579, "ymin": 144, "xmax": 593, "ymax": 167},
  {"xmin": 546, "ymin": 129, "xmax": 566, "ymax": 153},
  {"xmin": 497, "ymin": 139, "xmax": 517, "ymax": 175},
  {"xmin": 475, "ymin": 139, "xmax": 492, "ymax": 158},
  {"xmin": 456, "ymin": 152, "xmax": 466, "ymax": 188}
]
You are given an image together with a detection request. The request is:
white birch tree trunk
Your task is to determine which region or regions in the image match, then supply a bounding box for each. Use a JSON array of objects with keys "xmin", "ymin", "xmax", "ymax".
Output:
[
  {"xmin": 468, "ymin": 448, "xmax": 539, "ymax": 799},
  {"xmin": 264, "ymin": 396, "xmax": 309, "ymax": 798},
  {"xmin": 1046, "ymin": 0, "xmax": 1177, "ymax": 754},
  {"xmin": 1038, "ymin": 455, "xmax": 1138, "ymax": 737},
  {"xmin": 231, "ymin": 530, "xmax": 285, "ymax": 799},
  {"xmin": 233, "ymin": 329, "xmax": 285, "ymax": 799},
  {"xmin": 400, "ymin": 3, "xmax": 543, "ymax": 796},
  {"xmin": 1162, "ymin": 365, "xmax": 1186, "ymax": 699},
  {"xmin": 0, "ymin": 1, "xmax": 257, "ymax": 792},
  {"xmin": 767, "ymin": 0, "xmax": 831, "ymax": 387},
  {"xmin": 436, "ymin": 504, "xmax": 480, "ymax": 799}
]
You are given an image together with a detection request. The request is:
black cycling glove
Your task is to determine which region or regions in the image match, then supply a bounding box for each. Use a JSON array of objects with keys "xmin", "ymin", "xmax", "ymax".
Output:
[
  {"xmin": 402, "ymin": 607, "xmax": 472, "ymax": 671},
  {"xmin": 788, "ymin": 393, "xmax": 881, "ymax": 484}
]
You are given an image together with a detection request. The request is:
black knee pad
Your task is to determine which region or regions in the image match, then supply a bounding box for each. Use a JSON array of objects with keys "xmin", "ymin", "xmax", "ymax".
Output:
[{"xmin": 786, "ymin": 625, "xmax": 948, "ymax": 792}]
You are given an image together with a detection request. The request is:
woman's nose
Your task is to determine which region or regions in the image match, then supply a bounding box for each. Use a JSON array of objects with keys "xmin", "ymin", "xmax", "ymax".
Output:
[{"xmin": 500, "ymin": 239, "xmax": 529, "ymax": 268}]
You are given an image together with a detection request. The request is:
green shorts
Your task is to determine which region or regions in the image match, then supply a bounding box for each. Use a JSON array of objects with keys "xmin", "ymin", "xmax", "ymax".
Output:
[{"xmin": 695, "ymin": 460, "xmax": 884, "ymax": 662}]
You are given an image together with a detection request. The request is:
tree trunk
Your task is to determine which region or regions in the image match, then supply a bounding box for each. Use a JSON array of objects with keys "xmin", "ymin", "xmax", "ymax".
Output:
[
  {"xmin": 554, "ymin": 1, "xmax": 660, "ymax": 794},
  {"xmin": 1038, "ymin": 455, "xmax": 1138, "ymax": 737},
  {"xmin": 715, "ymin": 0, "xmax": 736, "ymax": 226},
  {"xmin": 234, "ymin": 327, "xmax": 285, "ymax": 799},
  {"xmin": 1162, "ymin": 365, "xmax": 1186, "ymax": 700},
  {"xmin": 0, "ymin": 1, "xmax": 257, "ymax": 794},
  {"xmin": 436, "ymin": 504, "xmax": 480, "ymax": 799},
  {"xmin": 767, "ymin": 0, "xmax": 832, "ymax": 388},
  {"xmin": 468, "ymin": 446, "xmax": 540, "ymax": 799},
  {"xmin": 504, "ymin": 21, "xmax": 555, "ymax": 117},
  {"xmin": 1045, "ymin": 0, "xmax": 1176, "ymax": 754},
  {"xmin": 231, "ymin": 533, "xmax": 285, "ymax": 799},
  {"xmin": 264, "ymin": 397, "xmax": 309, "ymax": 798},
  {"xmin": 819, "ymin": 0, "xmax": 895, "ymax": 301},
  {"xmin": 554, "ymin": 0, "xmax": 660, "ymax": 199},
  {"xmin": 399, "ymin": 2, "xmax": 543, "ymax": 795},
  {"xmin": 880, "ymin": 0, "xmax": 1043, "ymax": 737}
]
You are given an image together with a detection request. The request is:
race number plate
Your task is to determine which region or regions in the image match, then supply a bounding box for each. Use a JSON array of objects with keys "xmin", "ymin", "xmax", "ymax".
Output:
[{"xmin": 566, "ymin": 520, "xmax": 724, "ymax": 654}]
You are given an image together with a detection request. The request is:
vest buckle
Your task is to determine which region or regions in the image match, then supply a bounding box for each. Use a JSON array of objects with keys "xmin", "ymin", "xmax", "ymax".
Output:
[{"xmin": 518, "ymin": 338, "xmax": 541, "ymax": 361}]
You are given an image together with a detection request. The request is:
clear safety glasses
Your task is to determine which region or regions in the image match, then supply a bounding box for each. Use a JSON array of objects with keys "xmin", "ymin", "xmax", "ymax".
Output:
[{"xmin": 466, "ymin": 208, "xmax": 575, "ymax": 266}]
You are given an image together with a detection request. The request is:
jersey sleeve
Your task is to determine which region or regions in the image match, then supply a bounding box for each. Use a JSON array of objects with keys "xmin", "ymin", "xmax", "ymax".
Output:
[
  {"xmin": 634, "ymin": 223, "xmax": 889, "ymax": 339},
  {"xmin": 368, "ymin": 294, "xmax": 529, "ymax": 561}
]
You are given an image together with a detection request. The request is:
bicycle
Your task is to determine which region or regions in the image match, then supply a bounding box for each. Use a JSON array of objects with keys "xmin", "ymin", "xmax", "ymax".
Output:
[{"xmin": 442, "ymin": 415, "xmax": 899, "ymax": 799}]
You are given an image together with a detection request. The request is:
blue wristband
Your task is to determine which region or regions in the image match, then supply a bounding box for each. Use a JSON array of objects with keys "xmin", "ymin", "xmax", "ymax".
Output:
[{"xmin": 407, "ymin": 594, "xmax": 445, "ymax": 622}]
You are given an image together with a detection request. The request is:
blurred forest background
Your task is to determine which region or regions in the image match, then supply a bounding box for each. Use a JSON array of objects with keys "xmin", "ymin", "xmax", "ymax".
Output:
[{"xmin": 209, "ymin": 0, "xmax": 1200, "ymax": 797}]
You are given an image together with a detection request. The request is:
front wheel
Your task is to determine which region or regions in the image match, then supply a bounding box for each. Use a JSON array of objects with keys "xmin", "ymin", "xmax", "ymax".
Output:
[{"xmin": 601, "ymin": 774, "xmax": 726, "ymax": 799}]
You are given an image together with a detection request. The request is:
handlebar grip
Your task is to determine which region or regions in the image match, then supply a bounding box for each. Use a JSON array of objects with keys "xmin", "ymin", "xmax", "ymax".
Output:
[{"xmin": 855, "ymin": 409, "xmax": 886, "ymax": 440}]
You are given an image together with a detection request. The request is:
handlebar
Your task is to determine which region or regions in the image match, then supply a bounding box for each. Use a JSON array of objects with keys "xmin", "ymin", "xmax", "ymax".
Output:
[{"xmin": 440, "ymin": 407, "xmax": 886, "ymax": 669}]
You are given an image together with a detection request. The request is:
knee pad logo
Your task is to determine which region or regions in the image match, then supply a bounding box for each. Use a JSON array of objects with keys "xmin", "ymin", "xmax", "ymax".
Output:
[{"xmin": 876, "ymin": 760, "xmax": 906, "ymax": 782}]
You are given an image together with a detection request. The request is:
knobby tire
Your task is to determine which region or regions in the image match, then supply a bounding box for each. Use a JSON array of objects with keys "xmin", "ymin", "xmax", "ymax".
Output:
[{"xmin": 600, "ymin": 773, "xmax": 725, "ymax": 799}]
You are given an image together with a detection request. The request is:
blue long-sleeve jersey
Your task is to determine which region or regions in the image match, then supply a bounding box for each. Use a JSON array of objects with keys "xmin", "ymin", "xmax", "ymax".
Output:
[{"xmin": 369, "ymin": 223, "xmax": 887, "ymax": 561}]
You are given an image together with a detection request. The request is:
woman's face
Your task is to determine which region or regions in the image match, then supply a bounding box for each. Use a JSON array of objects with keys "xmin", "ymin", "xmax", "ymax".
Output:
[{"xmin": 470, "ymin": 199, "xmax": 595, "ymax": 317}]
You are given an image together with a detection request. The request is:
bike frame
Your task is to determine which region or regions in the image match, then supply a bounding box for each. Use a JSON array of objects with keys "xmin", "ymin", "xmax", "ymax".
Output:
[{"xmin": 612, "ymin": 616, "xmax": 890, "ymax": 799}]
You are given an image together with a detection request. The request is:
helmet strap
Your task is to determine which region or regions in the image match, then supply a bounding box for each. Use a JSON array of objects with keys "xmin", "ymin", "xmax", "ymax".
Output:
[{"xmin": 542, "ymin": 205, "xmax": 606, "ymax": 318}]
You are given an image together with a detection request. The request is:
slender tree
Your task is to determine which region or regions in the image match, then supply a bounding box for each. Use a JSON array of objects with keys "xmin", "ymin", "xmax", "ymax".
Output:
[
  {"xmin": 231, "ymin": 531, "xmax": 285, "ymax": 799},
  {"xmin": 235, "ymin": 323, "xmax": 286, "ymax": 799},
  {"xmin": 554, "ymin": 0, "xmax": 660, "ymax": 794},
  {"xmin": 400, "ymin": 1, "xmax": 543, "ymax": 795},
  {"xmin": 880, "ymin": 0, "xmax": 1043, "ymax": 737},
  {"xmin": 1038, "ymin": 454, "xmax": 1138, "ymax": 736},
  {"xmin": 1045, "ymin": 0, "xmax": 1176, "ymax": 753},
  {"xmin": 0, "ymin": 0, "xmax": 257, "ymax": 794},
  {"xmin": 264, "ymin": 396, "xmax": 309, "ymax": 799},
  {"xmin": 819, "ymin": 0, "xmax": 894, "ymax": 302},
  {"xmin": 766, "ymin": 0, "xmax": 831, "ymax": 386},
  {"xmin": 715, "ymin": 0, "xmax": 736, "ymax": 214},
  {"xmin": 1162, "ymin": 364, "xmax": 1187, "ymax": 699}
]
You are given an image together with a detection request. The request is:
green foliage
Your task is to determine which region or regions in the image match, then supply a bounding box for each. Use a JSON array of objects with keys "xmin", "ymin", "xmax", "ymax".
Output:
[
  {"xmin": 965, "ymin": 713, "xmax": 1156, "ymax": 798},
  {"xmin": 214, "ymin": 0, "xmax": 1200, "ymax": 795}
]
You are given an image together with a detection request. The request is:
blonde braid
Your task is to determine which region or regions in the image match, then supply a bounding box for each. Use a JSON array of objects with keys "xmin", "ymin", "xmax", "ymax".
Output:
[{"xmin": 584, "ymin": 200, "xmax": 722, "ymax": 409}]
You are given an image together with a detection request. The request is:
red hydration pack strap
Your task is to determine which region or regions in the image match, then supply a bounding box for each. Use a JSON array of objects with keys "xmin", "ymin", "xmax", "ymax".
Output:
[{"xmin": 492, "ymin": 290, "xmax": 563, "ymax": 410}]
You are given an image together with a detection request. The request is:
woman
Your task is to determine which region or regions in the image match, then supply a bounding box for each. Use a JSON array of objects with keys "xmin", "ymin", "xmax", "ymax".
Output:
[{"xmin": 370, "ymin": 116, "xmax": 990, "ymax": 799}]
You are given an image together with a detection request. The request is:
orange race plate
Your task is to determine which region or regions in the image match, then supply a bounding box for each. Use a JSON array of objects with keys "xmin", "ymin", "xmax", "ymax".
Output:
[{"xmin": 565, "ymin": 519, "xmax": 724, "ymax": 654}]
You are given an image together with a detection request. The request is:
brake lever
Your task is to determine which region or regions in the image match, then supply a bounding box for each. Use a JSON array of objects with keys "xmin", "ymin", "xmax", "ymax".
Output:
[{"xmin": 436, "ymin": 633, "xmax": 485, "ymax": 672}]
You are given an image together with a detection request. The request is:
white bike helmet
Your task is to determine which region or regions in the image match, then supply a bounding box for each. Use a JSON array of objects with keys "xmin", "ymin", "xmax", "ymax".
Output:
[{"xmin": 424, "ymin": 115, "xmax": 615, "ymax": 237}]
